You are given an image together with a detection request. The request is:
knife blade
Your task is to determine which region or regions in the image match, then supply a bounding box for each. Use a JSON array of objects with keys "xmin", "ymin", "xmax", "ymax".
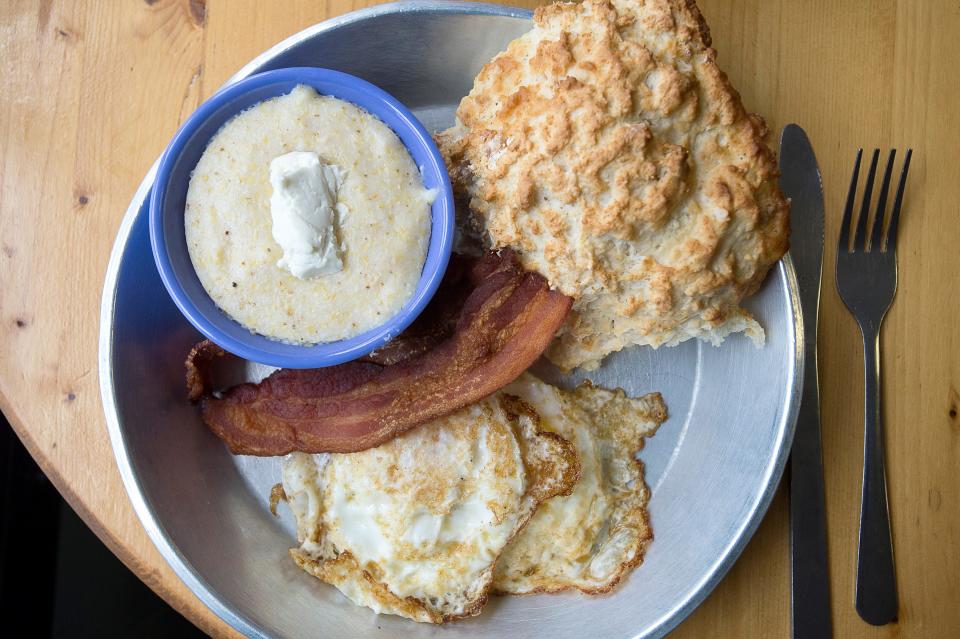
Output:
[{"xmin": 780, "ymin": 124, "xmax": 832, "ymax": 639}]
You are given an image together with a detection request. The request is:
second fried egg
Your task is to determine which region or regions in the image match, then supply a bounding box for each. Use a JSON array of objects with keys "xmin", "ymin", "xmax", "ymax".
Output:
[{"xmin": 494, "ymin": 373, "xmax": 667, "ymax": 594}]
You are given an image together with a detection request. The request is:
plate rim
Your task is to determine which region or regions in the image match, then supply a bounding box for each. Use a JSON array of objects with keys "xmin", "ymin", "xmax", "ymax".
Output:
[{"xmin": 98, "ymin": 3, "xmax": 804, "ymax": 638}]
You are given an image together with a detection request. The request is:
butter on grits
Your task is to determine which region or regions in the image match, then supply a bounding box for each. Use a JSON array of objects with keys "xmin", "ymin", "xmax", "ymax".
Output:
[
  {"xmin": 185, "ymin": 84, "xmax": 434, "ymax": 344},
  {"xmin": 269, "ymin": 150, "xmax": 345, "ymax": 280}
]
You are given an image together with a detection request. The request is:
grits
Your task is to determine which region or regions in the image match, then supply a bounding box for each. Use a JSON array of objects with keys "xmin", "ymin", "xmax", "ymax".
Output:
[{"xmin": 185, "ymin": 85, "xmax": 433, "ymax": 344}]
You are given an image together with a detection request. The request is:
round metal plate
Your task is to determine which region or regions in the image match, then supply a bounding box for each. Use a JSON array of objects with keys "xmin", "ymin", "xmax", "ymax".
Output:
[{"xmin": 99, "ymin": 3, "xmax": 802, "ymax": 638}]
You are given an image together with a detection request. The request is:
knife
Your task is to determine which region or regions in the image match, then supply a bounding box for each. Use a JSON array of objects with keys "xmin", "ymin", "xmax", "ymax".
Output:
[{"xmin": 780, "ymin": 124, "xmax": 832, "ymax": 639}]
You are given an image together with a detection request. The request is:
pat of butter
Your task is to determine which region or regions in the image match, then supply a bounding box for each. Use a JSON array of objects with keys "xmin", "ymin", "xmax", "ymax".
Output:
[{"xmin": 269, "ymin": 151, "xmax": 346, "ymax": 279}]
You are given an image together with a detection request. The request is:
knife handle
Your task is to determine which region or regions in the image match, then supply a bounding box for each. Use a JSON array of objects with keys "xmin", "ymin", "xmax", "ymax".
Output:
[{"xmin": 790, "ymin": 357, "xmax": 833, "ymax": 639}]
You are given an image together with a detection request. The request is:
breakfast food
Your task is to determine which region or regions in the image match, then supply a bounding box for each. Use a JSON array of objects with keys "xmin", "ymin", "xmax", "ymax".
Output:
[
  {"xmin": 277, "ymin": 374, "xmax": 665, "ymax": 622},
  {"xmin": 360, "ymin": 253, "xmax": 477, "ymax": 366},
  {"xmin": 438, "ymin": 0, "xmax": 790, "ymax": 370},
  {"xmin": 176, "ymin": 0, "xmax": 791, "ymax": 626},
  {"xmin": 280, "ymin": 394, "xmax": 580, "ymax": 623},
  {"xmin": 186, "ymin": 250, "xmax": 571, "ymax": 455},
  {"xmin": 185, "ymin": 84, "xmax": 434, "ymax": 344},
  {"xmin": 494, "ymin": 373, "xmax": 666, "ymax": 594}
]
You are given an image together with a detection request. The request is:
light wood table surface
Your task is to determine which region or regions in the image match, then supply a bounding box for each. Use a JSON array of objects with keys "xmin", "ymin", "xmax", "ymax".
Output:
[{"xmin": 2, "ymin": 0, "xmax": 958, "ymax": 636}]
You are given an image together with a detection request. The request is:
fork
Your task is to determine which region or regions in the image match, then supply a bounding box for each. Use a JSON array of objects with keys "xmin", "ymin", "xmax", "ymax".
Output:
[{"xmin": 835, "ymin": 147, "xmax": 912, "ymax": 626}]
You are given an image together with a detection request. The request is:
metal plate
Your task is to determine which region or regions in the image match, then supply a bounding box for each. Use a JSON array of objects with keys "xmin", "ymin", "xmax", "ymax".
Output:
[{"xmin": 99, "ymin": 3, "xmax": 802, "ymax": 638}]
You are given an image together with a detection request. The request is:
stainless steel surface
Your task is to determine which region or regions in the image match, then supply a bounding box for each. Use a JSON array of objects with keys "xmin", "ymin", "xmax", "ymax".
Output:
[
  {"xmin": 836, "ymin": 147, "xmax": 912, "ymax": 626},
  {"xmin": 779, "ymin": 124, "xmax": 832, "ymax": 639},
  {"xmin": 98, "ymin": 3, "xmax": 803, "ymax": 638}
]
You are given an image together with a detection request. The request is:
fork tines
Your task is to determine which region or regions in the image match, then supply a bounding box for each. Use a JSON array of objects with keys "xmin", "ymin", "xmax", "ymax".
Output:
[{"xmin": 839, "ymin": 148, "xmax": 913, "ymax": 253}]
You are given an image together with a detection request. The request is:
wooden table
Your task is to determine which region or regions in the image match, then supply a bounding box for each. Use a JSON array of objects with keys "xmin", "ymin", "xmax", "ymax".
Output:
[{"xmin": 2, "ymin": 0, "xmax": 957, "ymax": 636}]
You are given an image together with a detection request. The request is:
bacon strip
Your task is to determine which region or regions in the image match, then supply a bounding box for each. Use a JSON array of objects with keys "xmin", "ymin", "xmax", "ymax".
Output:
[
  {"xmin": 360, "ymin": 253, "xmax": 472, "ymax": 366},
  {"xmin": 186, "ymin": 340, "xmax": 226, "ymax": 402},
  {"xmin": 192, "ymin": 251, "xmax": 571, "ymax": 455}
]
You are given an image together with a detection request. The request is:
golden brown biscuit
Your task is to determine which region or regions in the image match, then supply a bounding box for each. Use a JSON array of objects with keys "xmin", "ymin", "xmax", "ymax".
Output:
[{"xmin": 439, "ymin": 0, "xmax": 789, "ymax": 370}]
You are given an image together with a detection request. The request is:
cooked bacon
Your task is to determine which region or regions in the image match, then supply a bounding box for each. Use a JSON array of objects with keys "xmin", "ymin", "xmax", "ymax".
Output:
[
  {"xmin": 192, "ymin": 250, "xmax": 571, "ymax": 455},
  {"xmin": 185, "ymin": 340, "xmax": 226, "ymax": 402},
  {"xmin": 360, "ymin": 253, "xmax": 472, "ymax": 366}
]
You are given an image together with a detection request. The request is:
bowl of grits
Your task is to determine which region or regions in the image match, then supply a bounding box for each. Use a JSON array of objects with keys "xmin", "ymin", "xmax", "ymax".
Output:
[{"xmin": 149, "ymin": 68, "xmax": 454, "ymax": 368}]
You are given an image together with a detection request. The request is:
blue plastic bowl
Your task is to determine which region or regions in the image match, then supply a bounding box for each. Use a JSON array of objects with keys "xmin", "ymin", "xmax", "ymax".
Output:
[{"xmin": 149, "ymin": 68, "xmax": 454, "ymax": 368}]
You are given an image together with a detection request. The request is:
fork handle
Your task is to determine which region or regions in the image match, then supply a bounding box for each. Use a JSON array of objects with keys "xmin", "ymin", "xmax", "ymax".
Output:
[{"xmin": 856, "ymin": 327, "xmax": 898, "ymax": 625}]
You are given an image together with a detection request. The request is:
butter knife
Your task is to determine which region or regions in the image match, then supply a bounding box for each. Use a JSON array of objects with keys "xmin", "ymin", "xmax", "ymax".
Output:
[{"xmin": 780, "ymin": 124, "xmax": 832, "ymax": 639}]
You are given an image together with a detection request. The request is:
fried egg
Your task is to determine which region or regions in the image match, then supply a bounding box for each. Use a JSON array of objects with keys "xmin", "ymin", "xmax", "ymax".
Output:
[
  {"xmin": 494, "ymin": 373, "xmax": 667, "ymax": 594},
  {"xmin": 280, "ymin": 393, "xmax": 579, "ymax": 623}
]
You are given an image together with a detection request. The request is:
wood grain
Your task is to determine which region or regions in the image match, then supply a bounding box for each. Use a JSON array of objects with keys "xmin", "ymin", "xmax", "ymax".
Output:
[{"xmin": 1, "ymin": 1, "xmax": 957, "ymax": 636}]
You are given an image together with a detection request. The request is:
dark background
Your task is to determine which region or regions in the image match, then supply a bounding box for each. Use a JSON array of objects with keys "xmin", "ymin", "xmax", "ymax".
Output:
[{"xmin": 0, "ymin": 410, "xmax": 208, "ymax": 638}]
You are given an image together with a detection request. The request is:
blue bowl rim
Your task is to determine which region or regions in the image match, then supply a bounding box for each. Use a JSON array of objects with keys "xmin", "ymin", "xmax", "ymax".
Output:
[{"xmin": 149, "ymin": 67, "xmax": 454, "ymax": 369}]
